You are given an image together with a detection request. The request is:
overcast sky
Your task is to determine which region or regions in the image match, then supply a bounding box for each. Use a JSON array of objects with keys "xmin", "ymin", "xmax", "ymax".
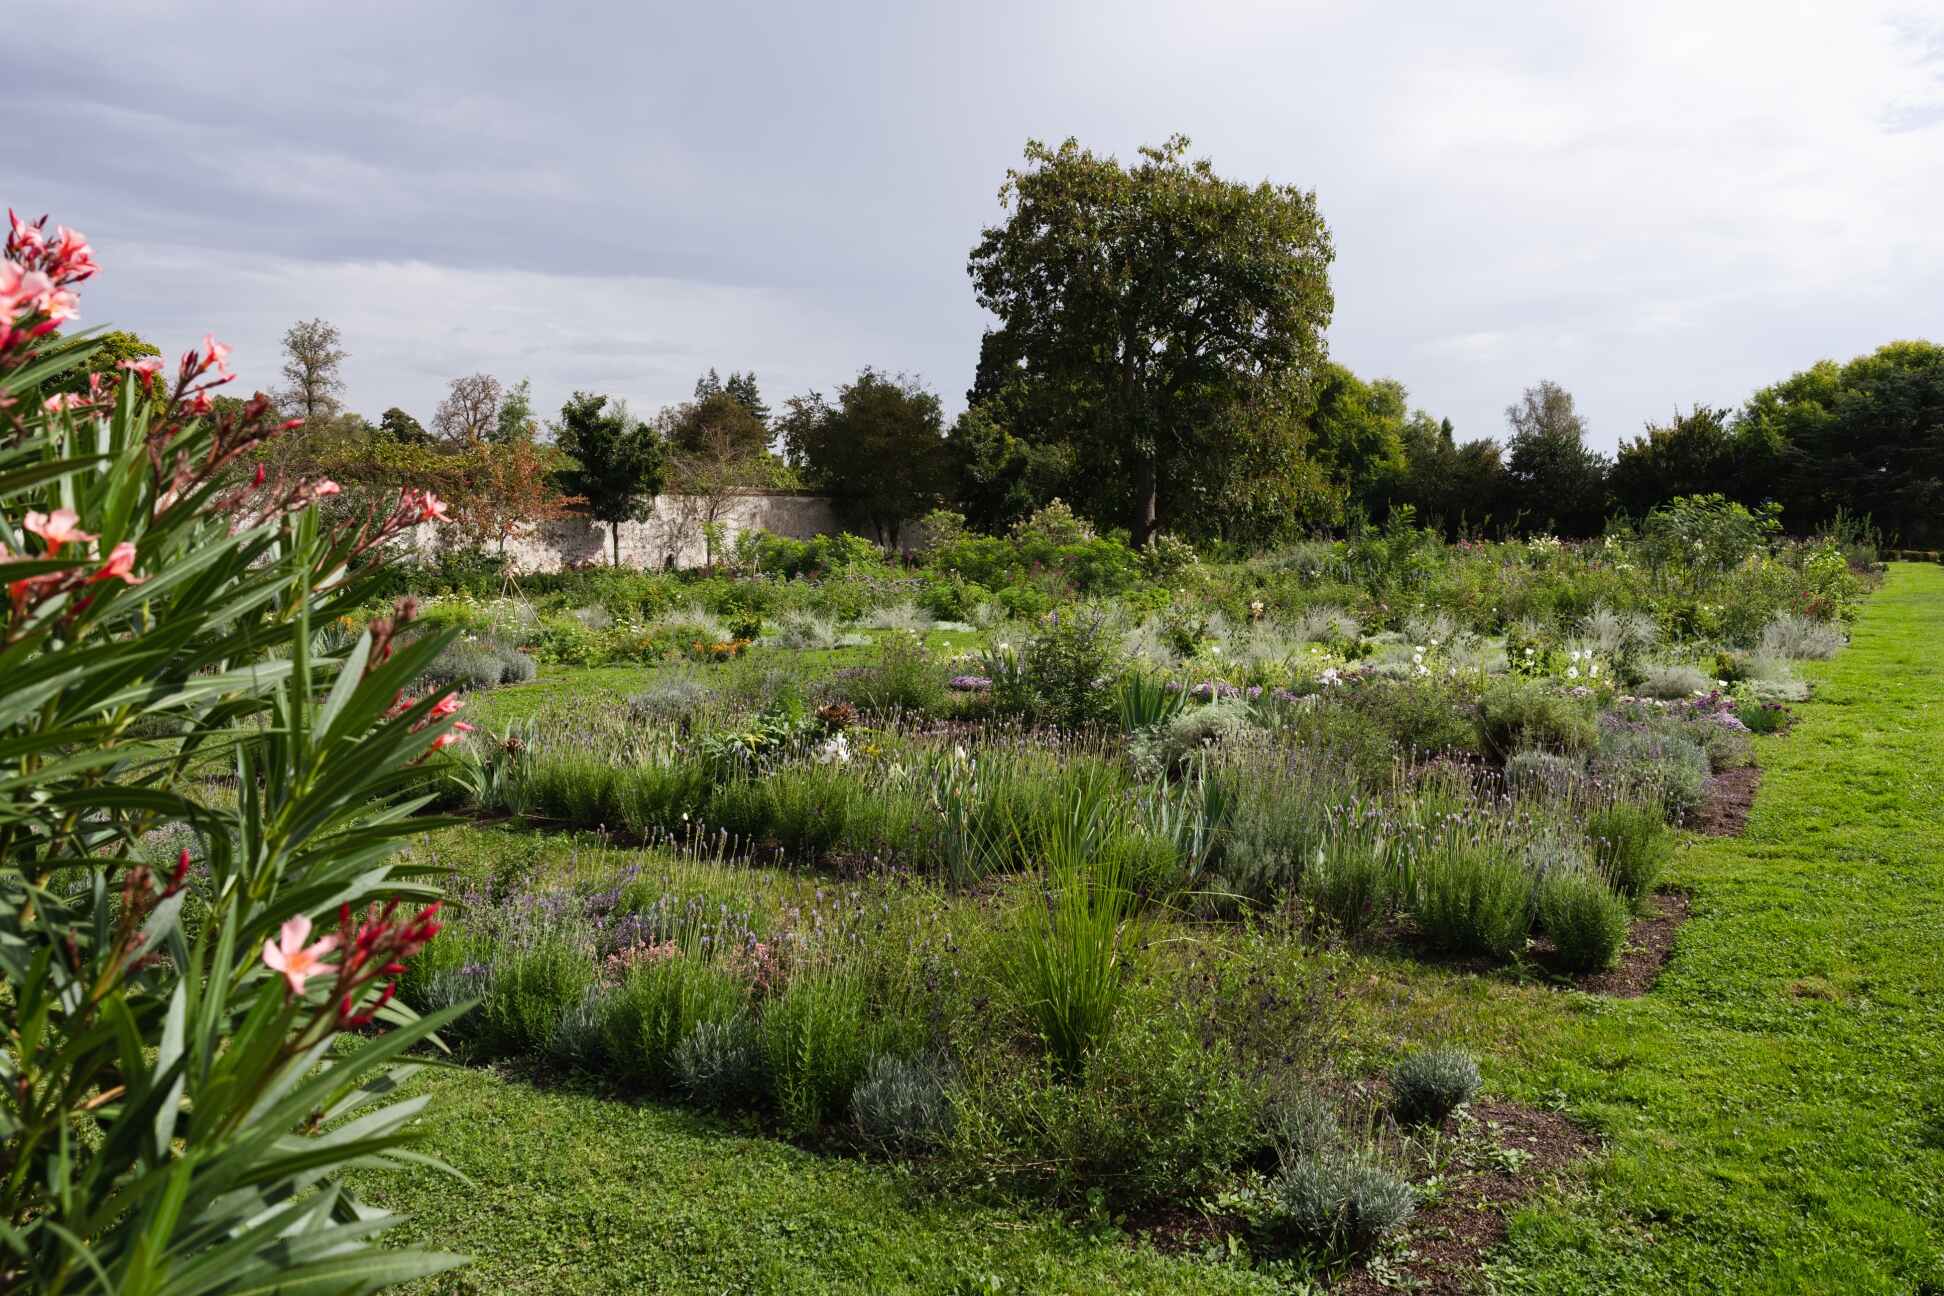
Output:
[{"xmin": 19, "ymin": 1, "xmax": 1944, "ymax": 452}]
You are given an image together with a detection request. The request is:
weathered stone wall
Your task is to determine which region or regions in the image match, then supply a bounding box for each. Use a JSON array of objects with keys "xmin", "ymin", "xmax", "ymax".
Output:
[{"xmin": 400, "ymin": 492, "xmax": 842, "ymax": 572}]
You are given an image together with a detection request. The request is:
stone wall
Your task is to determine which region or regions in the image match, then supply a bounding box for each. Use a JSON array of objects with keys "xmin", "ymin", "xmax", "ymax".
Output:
[{"xmin": 401, "ymin": 492, "xmax": 843, "ymax": 572}]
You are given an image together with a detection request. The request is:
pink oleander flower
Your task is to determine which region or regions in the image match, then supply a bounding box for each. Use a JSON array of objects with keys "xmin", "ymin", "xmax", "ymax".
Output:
[
  {"xmin": 118, "ymin": 355, "xmax": 164, "ymax": 378},
  {"xmin": 409, "ymin": 489, "xmax": 450, "ymax": 523},
  {"xmin": 88, "ymin": 541, "xmax": 143, "ymax": 586},
  {"xmin": 51, "ymin": 226, "xmax": 97, "ymax": 280},
  {"xmin": 7, "ymin": 210, "xmax": 44, "ymax": 256},
  {"xmin": 429, "ymin": 693, "xmax": 464, "ymax": 720},
  {"xmin": 199, "ymin": 334, "xmax": 232, "ymax": 375},
  {"xmin": 430, "ymin": 721, "xmax": 475, "ymax": 751},
  {"xmin": 24, "ymin": 507, "xmax": 96, "ymax": 548},
  {"xmin": 311, "ymin": 478, "xmax": 340, "ymax": 498},
  {"xmin": 262, "ymin": 914, "xmax": 339, "ymax": 995},
  {"xmin": 42, "ymin": 392, "xmax": 88, "ymax": 412}
]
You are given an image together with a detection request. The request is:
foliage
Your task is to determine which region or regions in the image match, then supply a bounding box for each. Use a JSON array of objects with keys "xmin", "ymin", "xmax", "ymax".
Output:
[
  {"xmin": 0, "ymin": 226, "xmax": 471, "ymax": 1293},
  {"xmin": 1390, "ymin": 1047, "xmax": 1481, "ymax": 1125},
  {"xmin": 1536, "ymin": 867, "xmax": 1632, "ymax": 971},
  {"xmin": 967, "ymin": 134, "xmax": 1334, "ymax": 544},
  {"xmin": 554, "ymin": 390, "xmax": 667, "ymax": 564},
  {"xmin": 782, "ymin": 368, "xmax": 947, "ymax": 544},
  {"xmin": 1263, "ymin": 1157, "xmax": 1416, "ymax": 1257},
  {"xmin": 851, "ymin": 1053, "xmax": 956, "ymax": 1154}
]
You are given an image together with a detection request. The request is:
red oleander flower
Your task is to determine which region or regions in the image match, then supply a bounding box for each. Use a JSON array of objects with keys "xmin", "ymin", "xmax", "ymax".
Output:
[{"xmin": 23, "ymin": 507, "xmax": 95, "ymax": 548}]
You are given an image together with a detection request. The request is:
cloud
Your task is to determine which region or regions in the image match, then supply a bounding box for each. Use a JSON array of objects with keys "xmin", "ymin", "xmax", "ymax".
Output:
[{"xmin": 17, "ymin": 0, "xmax": 1944, "ymax": 451}]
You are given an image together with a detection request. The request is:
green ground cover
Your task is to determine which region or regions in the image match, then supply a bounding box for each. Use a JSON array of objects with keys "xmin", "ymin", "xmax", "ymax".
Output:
[{"xmin": 355, "ymin": 565, "xmax": 1944, "ymax": 1292}]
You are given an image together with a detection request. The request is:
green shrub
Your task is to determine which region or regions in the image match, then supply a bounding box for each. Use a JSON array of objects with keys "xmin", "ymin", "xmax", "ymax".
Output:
[
  {"xmin": 1536, "ymin": 868, "xmax": 1632, "ymax": 971},
  {"xmin": 1594, "ymin": 728, "xmax": 1709, "ymax": 820},
  {"xmin": 1477, "ymin": 678, "xmax": 1597, "ymax": 763},
  {"xmin": 842, "ymin": 628, "xmax": 948, "ymax": 716},
  {"xmin": 1275, "ymin": 701, "xmax": 1398, "ymax": 791},
  {"xmin": 962, "ymin": 1015, "xmax": 1258, "ymax": 1206},
  {"xmin": 1504, "ymin": 748, "xmax": 1585, "ymax": 800},
  {"xmin": 599, "ymin": 956, "xmax": 747, "ymax": 1086},
  {"xmin": 1353, "ymin": 677, "xmax": 1480, "ymax": 757},
  {"xmin": 1391, "ymin": 1046, "xmax": 1481, "ymax": 1125},
  {"xmin": 673, "ymin": 1016, "xmax": 768, "ymax": 1110},
  {"xmin": 1586, "ymin": 801, "xmax": 1671, "ymax": 901},
  {"xmin": 1261, "ymin": 1087, "xmax": 1342, "ymax": 1167},
  {"xmin": 1021, "ymin": 605, "xmax": 1122, "ymax": 728},
  {"xmin": 1131, "ymin": 697, "xmax": 1256, "ymax": 775},
  {"xmin": 1413, "ymin": 838, "xmax": 1531, "ymax": 959},
  {"xmin": 480, "ymin": 934, "xmax": 599, "ymax": 1055},
  {"xmin": 761, "ymin": 970, "xmax": 875, "ymax": 1136},
  {"xmin": 852, "ymin": 1054, "xmax": 956, "ymax": 1154},
  {"xmin": 1299, "ymin": 826, "xmax": 1396, "ymax": 936},
  {"xmin": 1265, "ymin": 1157, "xmax": 1416, "ymax": 1256}
]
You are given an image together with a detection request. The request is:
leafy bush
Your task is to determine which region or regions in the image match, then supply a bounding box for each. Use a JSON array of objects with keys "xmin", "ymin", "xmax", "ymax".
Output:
[
  {"xmin": 1636, "ymin": 661, "xmax": 1712, "ymax": 699},
  {"xmin": 1265, "ymin": 1157, "xmax": 1416, "ymax": 1257},
  {"xmin": 480, "ymin": 934, "xmax": 600, "ymax": 1056},
  {"xmin": 599, "ymin": 956, "xmax": 746, "ymax": 1086},
  {"xmin": 761, "ymin": 970, "xmax": 875, "ymax": 1136},
  {"xmin": 1413, "ymin": 838, "xmax": 1532, "ymax": 959},
  {"xmin": 1391, "ymin": 1047, "xmax": 1481, "ymax": 1125},
  {"xmin": 1021, "ymin": 605, "xmax": 1122, "ymax": 728},
  {"xmin": 422, "ymin": 635, "xmax": 537, "ymax": 691},
  {"xmin": 1503, "ymin": 748, "xmax": 1586, "ymax": 800},
  {"xmin": 842, "ymin": 628, "xmax": 948, "ymax": 716},
  {"xmin": 852, "ymin": 1054, "xmax": 956, "ymax": 1154},
  {"xmin": 1299, "ymin": 824, "xmax": 1397, "ymax": 936},
  {"xmin": 1536, "ymin": 867, "xmax": 1632, "ymax": 971},
  {"xmin": 1261, "ymin": 1087, "xmax": 1342, "ymax": 1166},
  {"xmin": 0, "ymin": 245, "xmax": 473, "ymax": 1293},
  {"xmin": 1595, "ymin": 726, "xmax": 1710, "ymax": 819},
  {"xmin": 1131, "ymin": 697, "xmax": 1257, "ymax": 775},
  {"xmin": 673, "ymin": 1016, "xmax": 768, "ymax": 1110},
  {"xmin": 1353, "ymin": 677, "xmax": 1480, "ymax": 757},
  {"xmin": 628, "ymin": 677, "xmax": 719, "ymax": 725},
  {"xmin": 962, "ymin": 1015, "xmax": 1258, "ymax": 1206},
  {"xmin": 1477, "ymin": 678, "xmax": 1597, "ymax": 763},
  {"xmin": 1586, "ymin": 801, "xmax": 1671, "ymax": 900}
]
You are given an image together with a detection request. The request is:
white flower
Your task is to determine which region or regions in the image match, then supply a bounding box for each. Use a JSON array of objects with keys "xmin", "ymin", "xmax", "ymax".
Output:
[
  {"xmin": 1567, "ymin": 665, "xmax": 1580, "ymax": 680},
  {"xmin": 1524, "ymin": 647, "xmax": 1535, "ymax": 657},
  {"xmin": 1590, "ymin": 663, "xmax": 1600, "ymax": 678},
  {"xmin": 816, "ymin": 733, "xmax": 853, "ymax": 766}
]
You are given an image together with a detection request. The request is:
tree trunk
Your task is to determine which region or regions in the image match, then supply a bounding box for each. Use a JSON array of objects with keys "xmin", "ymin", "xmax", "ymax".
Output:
[
  {"xmin": 1135, "ymin": 455, "xmax": 1159, "ymax": 548},
  {"xmin": 610, "ymin": 522, "xmax": 620, "ymax": 567}
]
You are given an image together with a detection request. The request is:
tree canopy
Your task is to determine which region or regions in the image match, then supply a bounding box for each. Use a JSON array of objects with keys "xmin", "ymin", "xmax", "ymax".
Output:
[
  {"xmin": 967, "ymin": 135, "xmax": 1335, "ymax": 545},
  {"xmin": 781, "ymin": 369, "xmax": 945, "ymax": 544},
  {"xmin": 554, "ymin": 391, "xmax": 667, "ymax": 563}
]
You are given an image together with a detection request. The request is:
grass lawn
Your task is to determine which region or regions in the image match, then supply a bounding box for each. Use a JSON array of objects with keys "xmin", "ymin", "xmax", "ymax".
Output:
[{"xmin": 359, "ymin": 564, "xmax": 1944, "ymax": 1294}]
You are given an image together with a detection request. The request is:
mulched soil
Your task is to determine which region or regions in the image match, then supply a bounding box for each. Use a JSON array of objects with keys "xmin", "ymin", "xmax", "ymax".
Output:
[
  {"xmin": 1694, "ymin": 764, "xmax": 1763, "ymax": 836},
  {"xmin": 1332, "ymin": 1099, "xmax": 1598, "ymax": 1296}
]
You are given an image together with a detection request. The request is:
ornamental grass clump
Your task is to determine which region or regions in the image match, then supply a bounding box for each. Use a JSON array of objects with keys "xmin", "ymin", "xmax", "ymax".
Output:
[
  {"xmin": 1391, "ymin": 1046, "xmax": 1481, "ymax": 1125},
  {"xmin": 761, "ymin": 967, "xmax": 876, "ymax": 1136},
  {"xmin": 0, "ymin": 212, "xmax": 475, "ymax": 1293},
  {"xmin": 1411, "ymin": 829, "xmax": 1532, "ymax": 960}
]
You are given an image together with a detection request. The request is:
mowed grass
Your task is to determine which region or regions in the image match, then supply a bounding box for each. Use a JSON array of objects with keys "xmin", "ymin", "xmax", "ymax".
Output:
[{"xmin": 359, "ymin": 565, "xmax": 1944, "ymax": 1294}]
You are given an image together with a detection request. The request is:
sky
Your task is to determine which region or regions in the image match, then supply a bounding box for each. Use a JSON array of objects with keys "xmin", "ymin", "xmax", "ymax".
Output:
[{"xmin": 18, "ymin": 0, "xmax": 1944, "ymax": 453}]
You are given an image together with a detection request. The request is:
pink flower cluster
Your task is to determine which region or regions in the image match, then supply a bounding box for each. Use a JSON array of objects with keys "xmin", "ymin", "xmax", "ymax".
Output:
[
  {"xmin": 261, "ymin": 899, "xmax": 444, "ymax": 1030},
  {"xmin": 3, "ymin": 506, "xmax": 146, "ymax": 621},
  {"xmin": 1, "ymin": 211, "xmax": 94, "ymax": 358}
]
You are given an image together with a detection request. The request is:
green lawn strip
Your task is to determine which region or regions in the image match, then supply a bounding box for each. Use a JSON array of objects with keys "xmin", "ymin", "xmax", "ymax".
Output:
[
  {"xmin": 355, "ymin": 1066, "xmax": 1279, "ymax": 1296},
  {"xmin": 1489, "ymin": 563, "xmax": 1944, "ymax": 1294}
]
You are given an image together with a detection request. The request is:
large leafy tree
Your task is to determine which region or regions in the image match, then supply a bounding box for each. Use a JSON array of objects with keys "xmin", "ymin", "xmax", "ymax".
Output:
[
  {"xmin": 1504, "ymin": 381, "xmax": 1610, "ymax": 536},
  {"xmin": 694, "ymin": 368, "xmax": 771, "ymax": 426},
  {"xmin": 967, "ymin": 135, "xmax": 1335, "ymax": 545},
  {"xmin": 432, "ymin": 373, "xmax": 503, "ymax": 445},
  {"xmin": 1738, "ymin": 340, "xmax": 1944, "ymax": 544},
  {"xmin": 781, "ymin": 368, "xmax": 946, "ymax": 544},
  {"xmin": 554, "ymin": 391, "xmax": 666, "ymax": 564}
]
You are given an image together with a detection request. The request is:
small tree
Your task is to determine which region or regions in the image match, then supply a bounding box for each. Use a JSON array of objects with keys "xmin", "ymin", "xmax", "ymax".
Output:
[
  {"xmin": 277, "ymin": 317, "xmax": 347, "ymax": 422},
  {"xmin": 782, "ymin": 368, "xmax": 946, "ymax": 544},
  {"xmin": 378, "ymin": 405, "xmax": 433, "ymax": 445},
  {"xmin": 494, "ymin": 377, "xmax": 538, "ymax": 443},
  {"xmin": 664, "ymin": 418, "xmax": 778, "ymax": 566},
  {"xmin": 555, "ymin": 391, "xmax": 666, "ymax": 564},
  {"xmin": 432, "ymin": 372, "xmax": 503, "ymax": 445},
  {"xmin": 1505, "ymin": 381, "xmax": 1610, "ymax": 536}
]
